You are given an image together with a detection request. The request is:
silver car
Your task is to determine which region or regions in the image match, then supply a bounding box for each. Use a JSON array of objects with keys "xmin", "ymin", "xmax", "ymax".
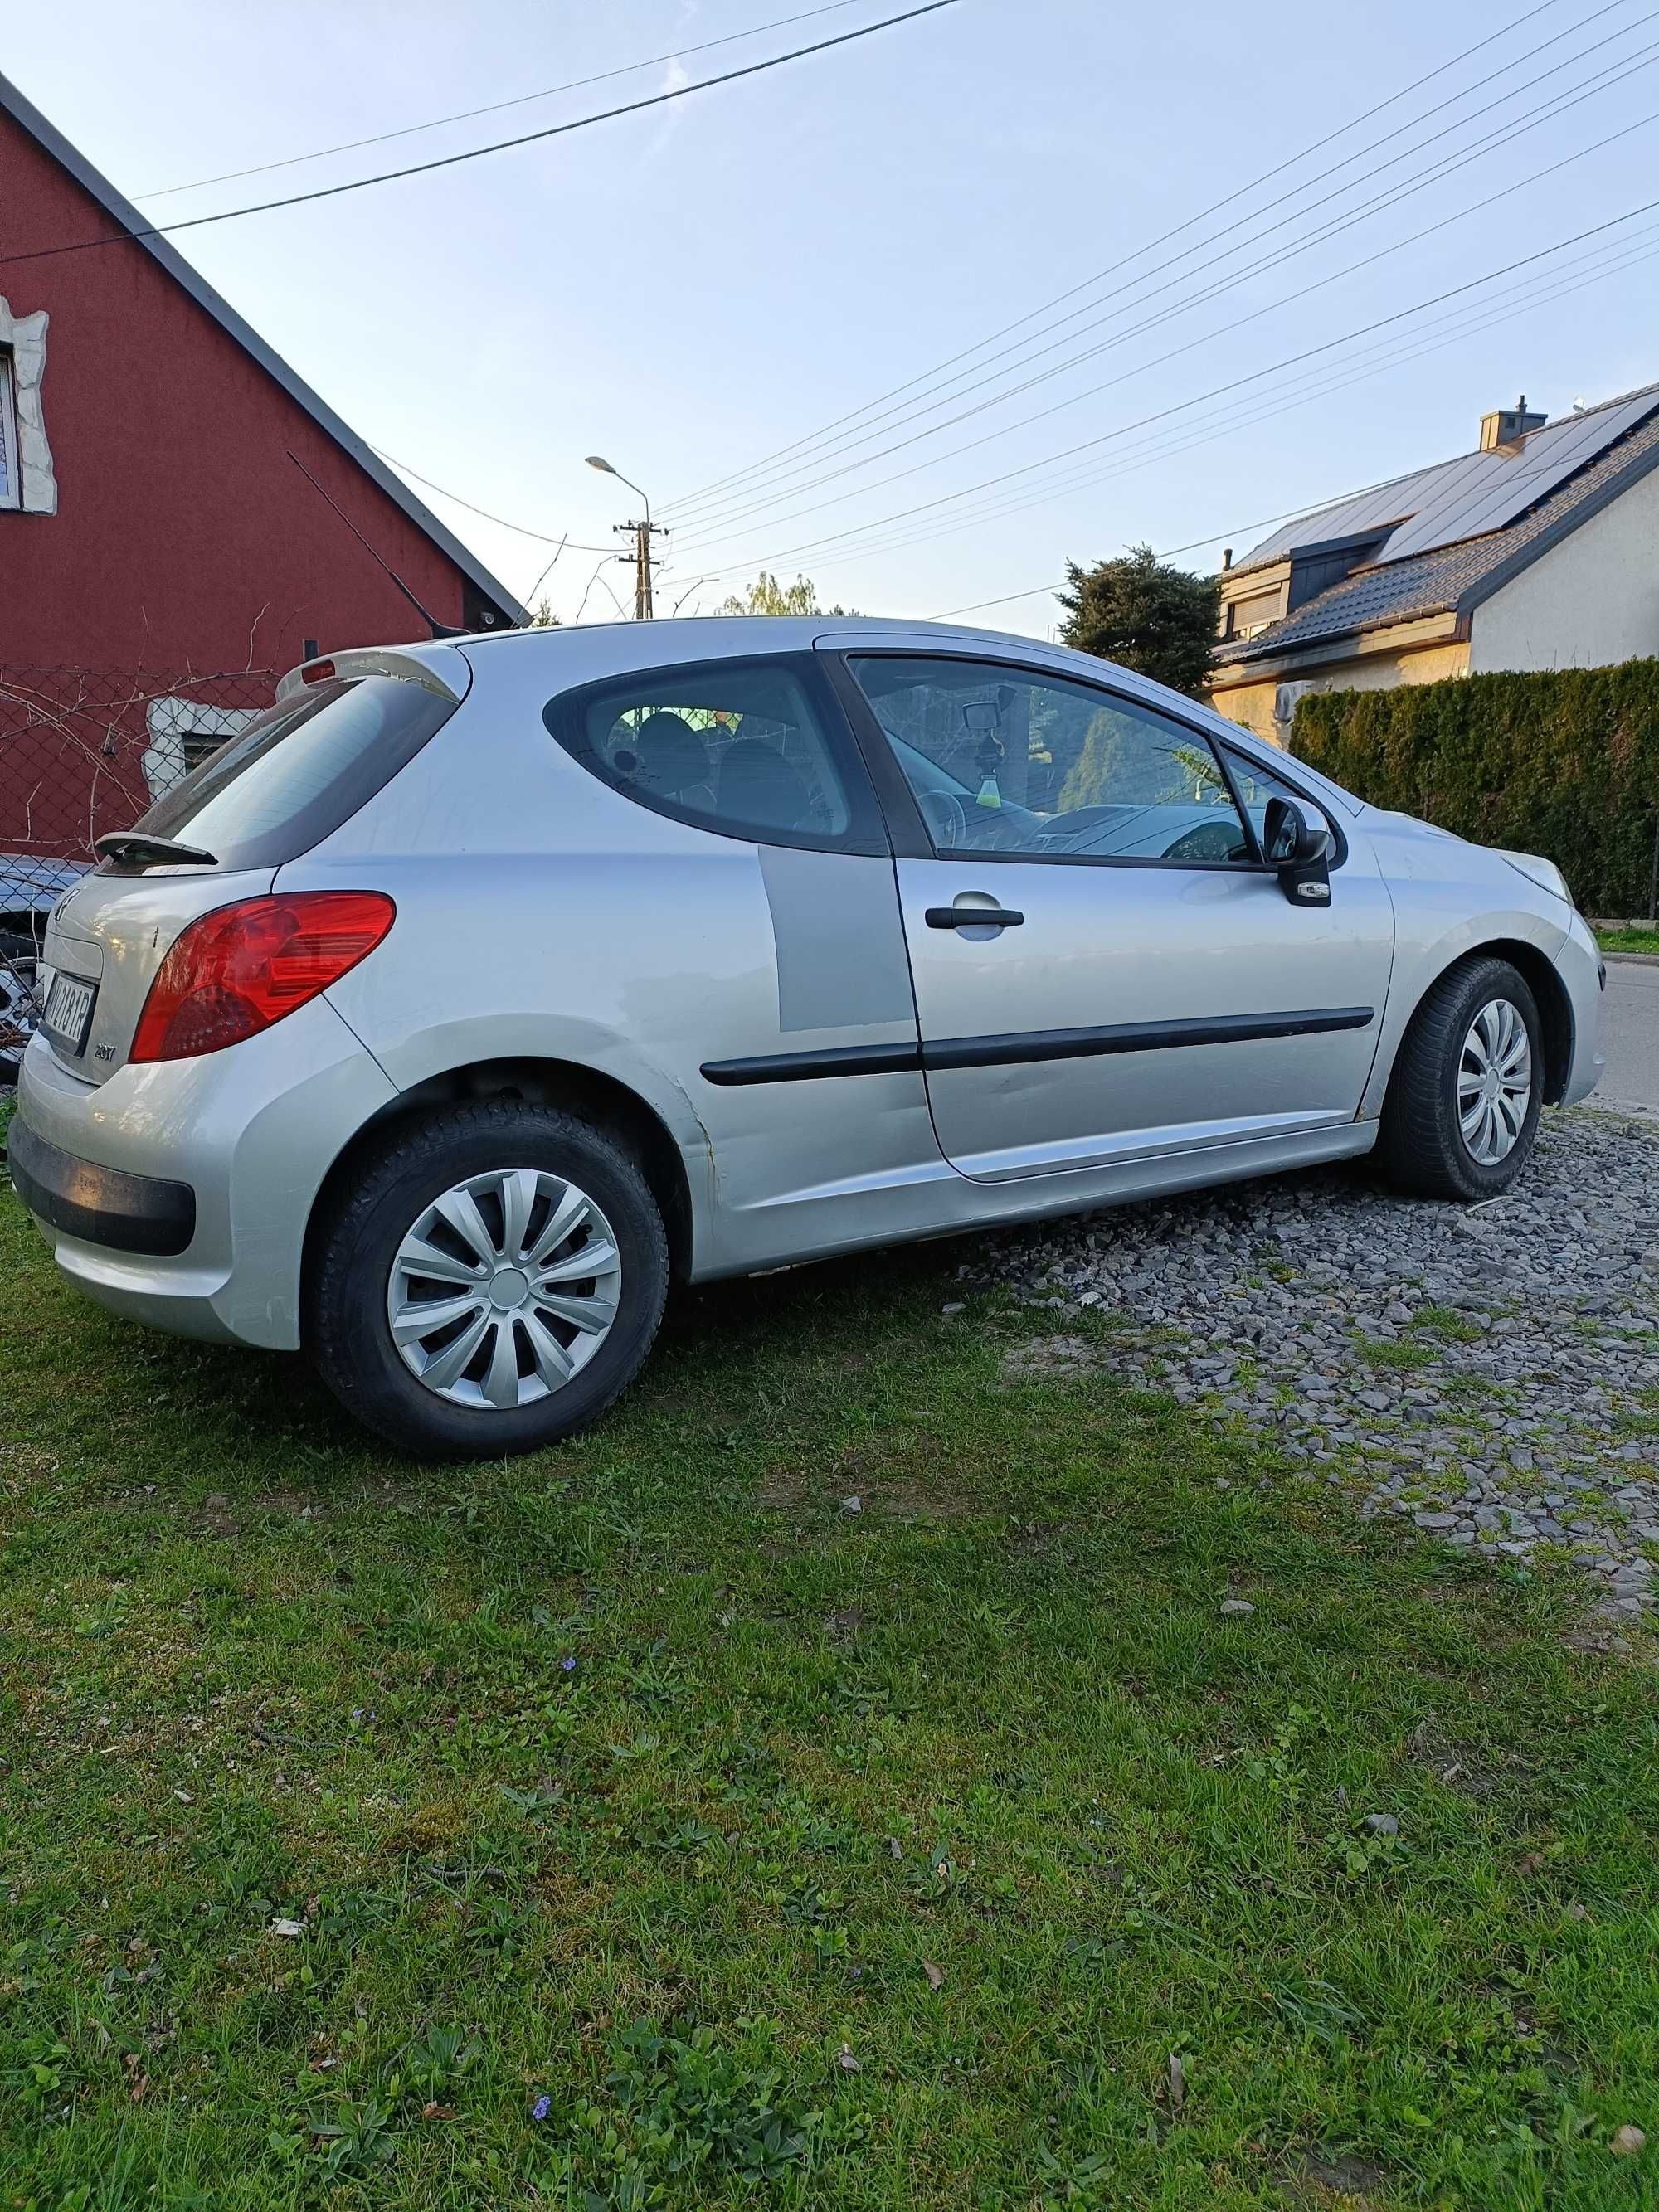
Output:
[{"xmin": 9, "ymin": 619, "xmax": 1604, "ymax": 1457}]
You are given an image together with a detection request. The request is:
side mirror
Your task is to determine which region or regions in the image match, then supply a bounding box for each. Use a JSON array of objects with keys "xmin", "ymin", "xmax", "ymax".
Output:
[{"xmin": 1262, "ymin": 796, "xmax": 1333, "ymax": 907}]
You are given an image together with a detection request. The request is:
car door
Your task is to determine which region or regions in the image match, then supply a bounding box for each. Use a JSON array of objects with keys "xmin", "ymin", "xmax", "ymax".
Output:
[{"xmin": 828, "ymin": 647, "xmax": 1396, "ymax": 1182}]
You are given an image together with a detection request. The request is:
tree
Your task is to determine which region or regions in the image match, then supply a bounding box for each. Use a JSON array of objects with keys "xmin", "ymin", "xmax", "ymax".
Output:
[
  {"xmin": 529, "ymin": 599, "xmax": 562, "ymax": 628},
  {"xmin": 716, "ymin": 571, "xmax": 854, "ymax": 617},
  {"xmin": 1057, "ymin": 545, "xmax": 1221, "ymax": 698}
]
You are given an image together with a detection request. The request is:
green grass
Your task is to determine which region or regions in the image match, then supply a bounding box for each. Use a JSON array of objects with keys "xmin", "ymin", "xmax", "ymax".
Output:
[
  {"xmin": 1409, "ymin": 1307, "xmax": 1488, "ymax": 1347},
  {"xmin": 2, "ymin": 1184, "xmax": 1658, "ymax": 2210},
  {"xmin": 1596, "ymin": 926, "xmax": 1659, "ymax": 956},
  {"xmin": 1357, "ymin": 1338, "xmax": 1438, "ymax": 1373}
]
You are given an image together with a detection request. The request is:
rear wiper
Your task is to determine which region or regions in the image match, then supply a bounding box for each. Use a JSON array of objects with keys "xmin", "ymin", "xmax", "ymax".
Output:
[{"xmin": 95, "ymin": 831, "xmax": 218, "ymax": 868}]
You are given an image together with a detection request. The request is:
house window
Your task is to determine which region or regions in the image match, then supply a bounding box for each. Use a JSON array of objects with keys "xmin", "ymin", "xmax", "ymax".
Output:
[
  {"xmin": 0, "ymin": 301, "xmax": 57, "ymax": 514},
  {"xmin": 142, "ymin": 697, "xmax": 262, "ymax": 799},
  {"xmin": 0, "ymin": 351, "xmax": 19, "ymax": 512}
]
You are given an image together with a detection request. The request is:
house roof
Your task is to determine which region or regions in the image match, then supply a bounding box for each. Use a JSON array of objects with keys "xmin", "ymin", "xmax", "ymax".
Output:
[
  {"xmin": 1214, "ymin": 382, "xmax": 1659, "ymax": 668},
  {"xmin": 0, "ymin": 69, "xmax": 529, "ymax": 627}
]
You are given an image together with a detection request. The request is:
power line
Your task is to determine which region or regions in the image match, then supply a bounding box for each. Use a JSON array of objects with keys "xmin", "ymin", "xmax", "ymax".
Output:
[
  {"xmin": 666, "ymin": 6, "xmax": 1659, "ymax": 535},
  {"xmin": 666, "ymin": 96, "xmax": 1659, "ymax": 567},
  {"xmin": 837, "ymin": 227, "xmax": 1659, "ymax": 589},
  {"xmin": 0, "ymin": 0, "xmax": 963, "ymax": 271},
  {"xmin": 370, "ymin": 448, "xmax": 615, "ymax": 552},
  {"xmin": 134, "ymin": 0, "xmax": 878, "ymax": 200},
  {"xmin": 664, "ymin": 0, "xmax": 1645, "ymax": 522},
  {"xmin": 669, "ymin": 35, "xmax": 1659, "ymax": 552},
  {"xmin": 666, "ymin": 188, "xmax": 1659, "ymax": 581},
  {"xmin": 700, "ymin": 241, "xmax": 1659, "ymax": 584},
  {"xmin": 658, "ymin": 0, "xmax": 1592, "ymax": 513},
  {"xmin": 722, "ymin": 226, "xmax": 1659, "ymax": 586},
  {"xmin": 928, "ymin": 334, "xmax": 1659, "ymax": 620}
]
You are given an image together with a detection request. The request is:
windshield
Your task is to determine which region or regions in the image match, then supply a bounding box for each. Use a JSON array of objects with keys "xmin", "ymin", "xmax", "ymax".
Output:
[{"xmin": 124, "ymin": 674, "xmax": 457, "ymax": 873}]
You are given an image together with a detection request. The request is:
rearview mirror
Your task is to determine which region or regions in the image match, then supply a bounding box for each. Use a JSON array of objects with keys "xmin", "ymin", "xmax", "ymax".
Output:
[{"xmin": 1262, "ymin": 796, "xmax": 1333, "ymax": 907}]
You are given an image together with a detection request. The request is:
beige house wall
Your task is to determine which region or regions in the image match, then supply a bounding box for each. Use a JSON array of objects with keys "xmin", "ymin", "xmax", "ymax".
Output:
[
  {"xmin": 1469, "ymin": 460, "xmax": 1659, "ymax": 671},
  {"xmin": 1209, "ymin": 638, "xmax": 1470, "ymax": 747}
]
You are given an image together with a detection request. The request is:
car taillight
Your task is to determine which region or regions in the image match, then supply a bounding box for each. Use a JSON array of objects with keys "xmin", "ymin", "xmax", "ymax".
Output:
[{"xmin": 130, "ymin": 892, "xmax": 395, "ymax": 1062}]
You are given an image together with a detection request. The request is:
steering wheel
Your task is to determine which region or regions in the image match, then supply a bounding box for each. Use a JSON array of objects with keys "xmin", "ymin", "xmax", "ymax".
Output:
[
  {"xmin": 1163, "ymin": 818, "xmax": 1244, "ymax": 863},
  {"xmin": 917, "ymin": 787, "xmax": 969, "ymax": 849}
]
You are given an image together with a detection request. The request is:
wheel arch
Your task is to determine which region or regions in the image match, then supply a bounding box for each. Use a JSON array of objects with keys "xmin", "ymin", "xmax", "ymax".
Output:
[
  {"xmin": 301, "ymin": 1056, "xmax": 698, "ymax": 1320},
  {"xmin": 1394, "ymin": 936, "xmax": 1574, "ymax": 1107}
]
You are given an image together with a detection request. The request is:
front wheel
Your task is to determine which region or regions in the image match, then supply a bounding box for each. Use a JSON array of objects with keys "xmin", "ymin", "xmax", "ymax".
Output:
[
  {"xmin": 1377, "ymin": 955, "xmax": 1544, "ymax": 1201},
  {"xmin": 307, "ymin": 1101, "xmax": 669, "ymax": 1458}
]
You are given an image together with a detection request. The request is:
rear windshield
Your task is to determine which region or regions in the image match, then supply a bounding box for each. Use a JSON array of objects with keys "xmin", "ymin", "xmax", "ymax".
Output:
[{"xmin": 121, "ymin": 674, "xmax": 457, "ymax": 872}]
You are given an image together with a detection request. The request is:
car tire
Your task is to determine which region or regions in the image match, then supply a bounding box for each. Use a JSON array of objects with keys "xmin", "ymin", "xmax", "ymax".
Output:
[
  {"xmin": 307, "ymin": 1101, "xmax": 669, "ymax": 1459},
  {"xmin": 1377, "ymin": 955, "xmax": 1545, "ymax": 1202}
]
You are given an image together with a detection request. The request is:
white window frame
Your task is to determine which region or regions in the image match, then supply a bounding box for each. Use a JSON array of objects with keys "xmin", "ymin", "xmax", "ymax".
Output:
[
  {"xmin": 0, "ymin": 299, "xmax": 56, "ymax": 514},
  {"xmin": 0, "ymin": 350, "xmax": 18, "ymax": 513}
]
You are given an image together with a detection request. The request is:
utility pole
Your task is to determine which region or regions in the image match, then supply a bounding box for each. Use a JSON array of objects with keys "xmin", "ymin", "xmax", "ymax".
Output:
[
  {"xmin": 614, "ymin": 513, "xmax": 666, "ymax": 619},
  {"xmin": 586, "ymin": 455, "xmax": 665, "ymax": 620}
]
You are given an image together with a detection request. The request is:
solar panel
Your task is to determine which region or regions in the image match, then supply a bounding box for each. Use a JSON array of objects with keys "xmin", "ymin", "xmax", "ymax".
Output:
[
  {"xmin": 1379, "ymin": 391, "xmax": 1659, "ymax": 561},
  {"xmin": 1233, "ymin": 464, "xmax": 1443, "ymax": 570},
  {"xmin": 1231, "ymin": 385, "xmax": 1659, "ymax": 575}
]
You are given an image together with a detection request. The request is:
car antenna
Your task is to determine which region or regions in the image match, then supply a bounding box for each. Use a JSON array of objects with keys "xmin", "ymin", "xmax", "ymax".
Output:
[{"xmin": 286, "ymin": 451, "xmax": 471, "ymax": 639}]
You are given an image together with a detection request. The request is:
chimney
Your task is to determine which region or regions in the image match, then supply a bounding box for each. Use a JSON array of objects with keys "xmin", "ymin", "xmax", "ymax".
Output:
[
  {"xmin": 1479, "ymin": 393, "xmax": 1548, "ymax": 451},
  {"xmin": 1221, "ymin": 547, "xmax": 1233, "ymax": 569}
]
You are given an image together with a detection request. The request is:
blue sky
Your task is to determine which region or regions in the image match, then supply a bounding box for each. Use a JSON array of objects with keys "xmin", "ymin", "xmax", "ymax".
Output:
[{"xmin": 9, "ymin": 0, "xmax": 1659, "ymax": 634}]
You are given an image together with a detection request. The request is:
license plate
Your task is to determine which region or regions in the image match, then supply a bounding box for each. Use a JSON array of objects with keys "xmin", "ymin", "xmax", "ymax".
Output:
[{"xmin": 43, "ymin": 970, "xmax": 97, "ymax": 1055}]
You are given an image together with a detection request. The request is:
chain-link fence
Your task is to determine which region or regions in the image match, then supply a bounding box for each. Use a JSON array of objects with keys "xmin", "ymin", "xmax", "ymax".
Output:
[{"xmin": 1, "ymin": 664, "xmax": 274, "ymax": 1080}]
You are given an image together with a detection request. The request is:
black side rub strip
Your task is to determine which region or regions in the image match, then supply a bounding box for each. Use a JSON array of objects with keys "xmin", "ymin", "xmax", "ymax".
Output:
[
  {"xmin": 699, "ymin": 1040, "xmax": 922, "ymax": 1087},
  {"xmin": 701, "ymin": 1007, "xmax": 1374, "ymax": 1086},
  {"xmin": 925, "ymin": 1005, "xmax": 1376, "ymax": 1071}
]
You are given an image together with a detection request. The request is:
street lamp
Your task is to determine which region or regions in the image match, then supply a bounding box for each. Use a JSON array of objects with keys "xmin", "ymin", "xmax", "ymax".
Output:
[{"xmin": 586, "ymin": 455, "xmax": 663, "ymax": 617}]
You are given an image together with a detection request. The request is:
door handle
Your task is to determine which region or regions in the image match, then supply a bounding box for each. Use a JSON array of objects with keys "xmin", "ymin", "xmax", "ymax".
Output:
[{"xmin": 925, "ymin": 904, "xmax": 1024, "ymax": 930}]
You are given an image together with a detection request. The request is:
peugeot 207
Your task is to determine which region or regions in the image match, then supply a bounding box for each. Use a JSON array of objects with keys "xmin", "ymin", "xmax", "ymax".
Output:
[{"xmin": 9, "ymin": 619, "xmax": 1603, "ymax": 1457}]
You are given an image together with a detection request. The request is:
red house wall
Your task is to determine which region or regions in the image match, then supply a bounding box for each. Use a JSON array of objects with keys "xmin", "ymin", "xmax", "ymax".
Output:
[{"xmin": 0, "ymin": 108, "xmax": 484, "ymax": 676}]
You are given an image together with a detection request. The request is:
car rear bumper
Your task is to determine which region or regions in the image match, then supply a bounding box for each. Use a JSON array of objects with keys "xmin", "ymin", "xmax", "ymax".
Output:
[
  {"xmin": 11, "ymin": 996, "xmax": 398, "ymax": 1349},
  {"xmin": 7, "ymin": 1115, "xmax": 196, "ymax": 1255}
]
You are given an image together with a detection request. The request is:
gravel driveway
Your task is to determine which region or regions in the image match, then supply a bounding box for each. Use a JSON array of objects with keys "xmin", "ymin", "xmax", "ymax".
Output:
[{"xmin": 971, "ymin": 1109, "xmax": 1659, "ymax": 1616}]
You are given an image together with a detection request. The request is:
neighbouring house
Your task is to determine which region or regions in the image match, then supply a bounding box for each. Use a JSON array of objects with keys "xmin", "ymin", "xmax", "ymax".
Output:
[
  {"xmin": 1208, "ymin": 383, "xmax": 1659, "ymax": 746},
  {"xmin": 0, "ymin": 67, "xmax": 525, "ymax": 894}
]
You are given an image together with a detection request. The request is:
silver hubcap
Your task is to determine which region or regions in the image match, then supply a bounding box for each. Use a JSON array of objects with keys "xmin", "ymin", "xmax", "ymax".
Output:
[
  {"xmin": 1457, "ymin": 999, "xmax": 1532, "ymax": 1165},
  {"xmin": 387, "ymin": 1168, "xmax": 621, "ymax": 1410}
]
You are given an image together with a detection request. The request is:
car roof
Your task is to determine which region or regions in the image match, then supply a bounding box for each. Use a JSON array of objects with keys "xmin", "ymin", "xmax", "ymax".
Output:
[{"xmin": 459, "ymin": 614, "xmax": 1069, "ymax": 658}]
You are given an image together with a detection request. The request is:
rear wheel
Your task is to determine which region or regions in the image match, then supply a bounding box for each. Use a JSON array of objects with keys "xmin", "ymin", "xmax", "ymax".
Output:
[
  {"xmin": 308, "ymin": 1101, "xmax": 669, "ymax": 1458},
  {"xmin": 1377, "ymin": 955, "xmax": 1544, "ymax": 1200}
]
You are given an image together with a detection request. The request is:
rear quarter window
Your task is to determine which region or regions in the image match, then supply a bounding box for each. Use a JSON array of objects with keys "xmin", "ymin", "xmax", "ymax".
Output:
[
  {"xmin": 542, "ymin": 654, "xmax": 888, "ymax": 855},
  {"xmin": 119, "ymin": 674, "xmax": 458, "ymax": 873}
]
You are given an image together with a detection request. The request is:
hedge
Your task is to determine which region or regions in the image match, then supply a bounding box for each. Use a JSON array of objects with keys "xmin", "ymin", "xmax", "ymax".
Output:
[{"xmin": 1292, "ymin": 659, "xmax": 1659, "ymax": 916}]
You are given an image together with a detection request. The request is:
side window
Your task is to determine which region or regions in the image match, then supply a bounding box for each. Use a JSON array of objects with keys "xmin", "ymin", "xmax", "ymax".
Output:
[
  {"xmin": 1220, "ymin": 743, "xmax": 1337, "ymax": 862},
  {"xmin": 545, "ymin": 655, "xmax": 884, "ymax": 853},
  {"xmin": 847, "ymin": 656, "xmax": 1253, "ymax": 865}
]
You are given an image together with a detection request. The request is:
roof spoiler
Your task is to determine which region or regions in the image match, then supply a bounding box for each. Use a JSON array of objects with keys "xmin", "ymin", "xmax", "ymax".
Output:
[{"xmin": 275, "ymin": 645, "xmax": 469, "ymax": 706}]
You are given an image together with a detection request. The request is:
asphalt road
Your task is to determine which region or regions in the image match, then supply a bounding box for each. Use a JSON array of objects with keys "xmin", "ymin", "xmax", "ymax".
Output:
[{"xmin": 1595, "ymin": 957, "xmax": 1659, "ymax": 1112}]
